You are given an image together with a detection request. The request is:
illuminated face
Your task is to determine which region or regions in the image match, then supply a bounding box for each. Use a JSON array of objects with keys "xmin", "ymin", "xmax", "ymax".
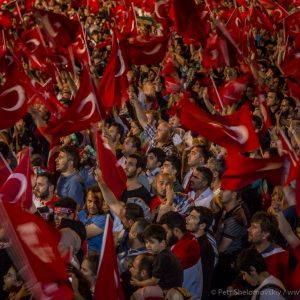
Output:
[
  {"xmin": 55, "ymin": 151, "xmax": 69, "ymax": 173},
  {"xmin": 86, "ymin": 192, "xmax": 99, "ymax": 216}
]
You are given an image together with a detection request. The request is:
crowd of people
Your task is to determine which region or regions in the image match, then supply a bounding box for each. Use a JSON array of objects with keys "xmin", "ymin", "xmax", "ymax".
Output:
[{"xmin": 1, "ymin": 0, "xmax": 300, "ymax": 299}]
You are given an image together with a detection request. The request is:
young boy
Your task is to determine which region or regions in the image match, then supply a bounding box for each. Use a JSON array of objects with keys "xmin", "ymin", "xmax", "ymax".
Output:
[{"xmin": 130, "ymin": 224, "xmax": 183, "ymax": 291}]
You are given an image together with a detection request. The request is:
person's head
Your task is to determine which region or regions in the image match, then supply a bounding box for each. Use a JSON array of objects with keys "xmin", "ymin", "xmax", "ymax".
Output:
[
  {"xmin": 169, "ymin": 114, "xmax": 181, "ymax": 128},
  {"xmin": 143, "ymin": 224, "xmax": 167, "ymax": 254},
  {"xmin": 56, "ymin": 145, "xmax": 80, "ymax": 173},
  {"xmin": 0, "ymin": 141, "xmax": 9, "ymax": 159},
  {"xmin": 34, "ymin": 172, "xmax": 55, "ymax": 200},
  {"xmin": 270, "ymin": 186, "xmax": 288, "ymax": 212},
  {"xmin": 3, "ymin": 266, "xmax": 23, "ymax": 292},
  {"xmin": 83, "ymin": 185, "xmax": 104, "ymax": 217},
  {"xmin": 124, "ymin": 154, "xmax": 145, "ymax": 179},
  {"xmin": 129, "ymin": 218, "xmax": 150, "ymax": 245},
  {"xmin": 161, "ymin": 155, "xmax": 181, "ymax": 179},
  {"xmin": 207, "ymin": 157, "xmax": 225, "ymax": 180},
  {"xmin": 130, "ymin": 254, "xmax": 154, "ymax": 281},
  {"xmin": 190, "ymin": 166, "xmax": 213, "ymax": 192},
  {"xmin": 187, "ymin": 145, "xmax": 209, "ymax": 167},
  {"xmin": 186, "ymin": 206, "xmax": 214, "ymax": 234},
  {"xmin": 108, "ymin": 122, "xmax": 124, "ymax": 144},
  {"xmin": 122, "ymin": 136, "xmax": 141, "ymax": 157},
  {"xmin": 266, "ymin": 91, "xmax": 280, "ymax": 108},
  {"xmin": 53, "ymin": 197, "xmax": 77, "ymax": 228},
  {"xmin": 81, "ymin": 254, "xmax": 100, "ymax": 287},
  {"xmin": 280, "ymin": 97, "xmax": 295, "ymax": 116},
  {"xmin": 156, "ymin": 120, "xmax": 172, "ymax": 144},
  {"xmin": 248, "ymin": 211, "xmax": 278, "ymax": 245},
  {"xmin": 220, "ymin": 189, "xmax": 240, "ymax": 206},
  {"xmin": 145, "ymin": 110, "xmax": 160, "ymax": 128},
  {"xmin": 159, "ymin": 211, "xmax": 186, "ymax": 246},
  {"xmin": 129, "ymin": 120, "xmax": 142, "ymax": 137},
  {"xmin": 147, "ymin": 148, "xmax": 166, "ymax": 171},
  {"xmin": 236, "ymin": 248, "xmax": 268, "ymax": 286},
  {"xmin": 120, "ymin": 203, "xmax": 144, "ymax": 229},
  {"xmin": 153, "ymin": 173, "xmax": 175, "ymax": 198}
]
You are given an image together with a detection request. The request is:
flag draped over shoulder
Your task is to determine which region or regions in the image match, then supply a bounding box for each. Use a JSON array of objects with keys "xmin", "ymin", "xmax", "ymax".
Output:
[{"xmin": 94, "ymin": 215, "xmax": 125, "ymax": 300}]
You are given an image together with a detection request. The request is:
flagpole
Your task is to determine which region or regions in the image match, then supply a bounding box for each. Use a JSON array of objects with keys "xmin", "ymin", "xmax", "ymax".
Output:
[{"xmin": 210, "ymin": 75, "xmax": 224, "ymax": 110}]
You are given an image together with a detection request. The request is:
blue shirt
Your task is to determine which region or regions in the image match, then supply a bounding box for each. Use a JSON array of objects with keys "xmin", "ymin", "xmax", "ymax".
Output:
[
  {"xmin": 56, "ymin": 171, "xmax": 85, "ymax": 208},
  {"xmin": 78, "ymin": 210, "xmax": 106, "ymax": 253}
]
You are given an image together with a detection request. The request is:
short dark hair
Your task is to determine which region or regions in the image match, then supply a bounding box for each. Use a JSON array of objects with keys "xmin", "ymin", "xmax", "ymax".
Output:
[
  {"xmin": 110, "ymin": 122, "xmax": 124, "ymax": 142},
  {"xmin": 159, "ymin": 211, "xmax": 186, "ymax": 234},
  {"xmin": 54, "ymin": 197, "xmax": 77, "ymax": 210},
  {"xmin": 37, "ymin": 171, "xmax": 56, "ymax": 187},
  {"xmin": 135, "ymin": 218, "xmax": 150, "ymax": 243},
  {"xmin": 148, "ymin": 148, "xmax": 166, "ymax": 166},
  {"xmin": 236, "ymin": 247, "xmax": 267, "ymax": 274},
  {"xmin": 125, "ymin": 203, "xmax": 144, "ymax": 221},
  {"xmin": 128, "ymin": 153, "xmax": 146, "ymax": 170},
  {"xmin": 127, "ymin": 136, "xmax": 141, "ymax": 152},
  {"xmin": 138, "ymin": 254, "xmax": 155, "ymax": 277},
  {"xmin": 143, "ymin": 224, "xmax": 166, "ymax": 242},
  {"xmin": 164, "ymin": 155, "xmax": 181, "ymax": 176},
  {"xmin": 192, "ymin": 206, "xmax": 214, "ymax": 231},
  {"xmin": 192, "ymin": 145, "xmax": 210, "ymax": 163},
  {"xmin": 251, "ymin": 211, "xmax": 279, "ymax": 242},
  {"xmin": 195, "ymin": 166, "xmax": 213, "ymax": 187},
  {"xmin": 0, "ymin": 141, "xmax": 9, "ymax": 159},
  {"xmin": 60, "ymin": 145, "xmax": 80, "ymax": 169}
]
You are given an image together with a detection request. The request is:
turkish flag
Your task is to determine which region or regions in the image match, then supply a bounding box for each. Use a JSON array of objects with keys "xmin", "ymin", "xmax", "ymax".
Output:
[
  {"xmin": 88, "ymin": 0, "xmax": 100, "ymax": 14},
  {"xmin": 221, "ymin": 154, "xmax": 285, "ymax": 191},
  {"xmin": 225, "ymin": 8, "xmax": 244, "ymax": 48},
  {"xmin": 285, "ymin": 10, "xmax": 300, "ymax": 38},
  {"xmin": 249, "ymin": 7, "xmax": 274, "ymax": 32},
  {"xmin": 94, "ymin": 215, "xmax": 125, "ymax": 300},
  {"xmin": 0, "ymin": 56, "xmax": 30, "ymax": 130},
  {"xmin": 72, "ymin": 22, "xmax": 90, "ymax": 65},
  {"xmin": 0, "ymin": 30, "xmax": 6, "ymax": 58},
  {"xmin": 0, "ymin": 153, "xmax": 11, "ymax": 186},
  {"xmin": 280, "ymin": 49, "xmax": 300, "ymax": 79},
  {"xmin": 270, "ymin": 4, "xmax": 288, "ymax": 22},
  {"xmin": 43, "ymin": 66, "xmax": 101, "ymax": 137},
  {"xmin": 0, "ymin": 201, "xmax": 73, "ymax": 300},
  {"xmin": 201, "ymin": 34, "xmax": 230, "ymax": 69},
  {"xmin": 179, "ymin": 100, "xmax": 260, "ymax": 153},
  {"xmin": 97, "ymin": 34, "xmax": 128, "ymax": 111},
  {"xmin": 0, "ymin": 13, "xmax": 13, "ymax": 28},
  {"xmin": 35, "ymin": 9, "xmax": 80, "ymax": 47},
  {"xmin": 125, "ymin": 35, "xmax": 169, "ymax": 65},
  {"xmin": 0, "ymin": 147, "xmax": 32, "ymax": 209},
  {"xmin": 24, "ymin": 0, "xmax": 35, "ymax": 12},
  {"xmin": 286, "ymin": 78, "xmax": 300, "ymax": 102},
  {"xmin": 94, "ymin": 131, "xmax": 127, "ymax": 199}
]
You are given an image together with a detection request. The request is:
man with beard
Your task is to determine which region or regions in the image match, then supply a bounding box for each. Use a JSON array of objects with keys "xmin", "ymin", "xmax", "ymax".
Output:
[
  {"xmin": 159, "ymin": 211, "xmax": 202, "ymax": 299},
  {"xmin": 56, "ymin": 145, "xmax": 85, "ymax": 208},
  {"xmin": 121, "ymin": 153, "xmax": 152, "ymax": 208}
]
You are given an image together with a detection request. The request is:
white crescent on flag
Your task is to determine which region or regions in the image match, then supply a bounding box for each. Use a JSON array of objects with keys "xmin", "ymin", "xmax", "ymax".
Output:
[
  {"xmin": 223, "ymin": 125, "xmax": 249, "ymax": 145},
  {"xmin": 115, "ymin": 49, "xmax": 125, "ymax": 77},
  {"xmin": 142, "ymin": 44, "xmax": 162, "ymax": 55},
  {"xmin": 42, "ymin": 15, "xmax": 59, "ymax": 38},
  {"xmin": 25, "ymin": 38, "xmax": 40, "ymax": 52},
  {"xmin": 5, "ymin": 173, "xmax": 27, "ymax": 203},
  {"xmin": 155, "ymin": 0, "xmax": 165, "ymax": 19},
  {"xmin": 0, "ymin": 85, "xmax": 26, "ymax": 112},
  {"xmin": 77, "ymin": 92, "xmax": 96, "ymax": 121}
]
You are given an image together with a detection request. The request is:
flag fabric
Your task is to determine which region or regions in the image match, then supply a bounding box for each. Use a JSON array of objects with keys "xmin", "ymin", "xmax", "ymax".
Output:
[
  {"xmin": 0, "ymin": 200, "xmax": 73, "ymax": 300},
  {"xmin": 286, "ymin": 78, "xmax": 300, "ymax": 102},
  {"xmin": 125, "ymin": 35, "xmax": 169, "ymax": 65},
  {"xmin": 97, "ymin": 34, "xmax": 128, "ymax": 111},
  {"xmin": 35, "ymin": 9, "xmax": 80, "ymax": 47},
  {"xmin": 284, "ymin": 10, "xmax": 300, "ymax": 39},
  {"xmin": 94, "ymin": 215, "xmax": 125, "ymax": 300},
  {"xmin": 72, "ymin": 21, "xmax": 90, "ymax": 65},
  {"xmin": 0, "ymin": 147, "xmax": 32, "ymax": 208},
  {"xmin": 179, "ymin": 100, "xmax": 260, "ymax": 153},
  {"xmin": 0, "ymin": 153, "xmax": 11, "ymax": 186},
  {"xmin": 221, "ymin": 154, "xmax": 285, "ymax": 190},
  {"xmin": 201, "ymin": 34, "xmax": 230, "ymax": 69},
  {"xmin": 280, "ymin": 49, "xmax": 300, "ymax": 79},
  {"xmin": 94, "ymin": 131, "xmax": 127, "ymax": 200},
  {"xmin": 43, "ymin": 66, "xmax": 101, "ymax": 137}
]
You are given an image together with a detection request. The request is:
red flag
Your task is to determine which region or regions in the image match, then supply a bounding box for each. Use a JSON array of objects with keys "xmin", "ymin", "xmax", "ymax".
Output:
[
  {"xmin": 0, "ymin": 13, "xmax": 13, "ymax": 28},
  {"xmin": 249, "ymin": 8, "xmax": 274, "ymax": 32},
  {"xmin": 43, "ymin": 66, "xmax": 101, "ymax": 137},
  {"xmin": 0, "ymin": 201, "xmax": 73, "ymax": 300},
  {"xmin": 0, "ymin": 153, "xmax": 11, "ymax": 186},
  {"xmin": 270, "ymin": 4, "xmax": 288, "ymax": 22},
  {"xmin": 97, "ymin": 34, "xmax": 128, "ymax": 111},
  {"xmin": 0, "ymin": 56, "xmax": 30, "ymax": 130},
  {"xmin": 72, "ymin": 22, "xmax": 90, "ymax": 65},
  {"xmin": 179, "ymin": 100, "xmax": 260, "ymax": 153},
  {"xmin": 280, "ymin": 49, "xmax": 300, "ymax": 79},
  {"xmin": 257, "ymin": 92, "xmax": 272, "ymax": 131},
  {"xmin": 35, "ymin": 9, "xmax": 80, "ymax": 47},
  {"xmin": 125, "ymin": 35, "xmax": 169, "ymax": 65},
  {"xmin": 221, "ymin": 154, "xmax": 285, "ymax": 190},
  {"xmin": 0, "ymin": 148, "xmax": 32, "ymax": 209},
  {"xmin": 201, "ymin": 34, "xmax": 230, "ymax": 69},
  {"xmin": 88, "ymin": 0, "xmax": 100, "ymax": 14},
  {"xmin": 25, "ymin": 0, "xmax": 35, "ymax": 12},
  {"xmin": 95, "ymin": 132, "xmax": 126, "ymax": 199},
  {"xmin": 286, "ymin": 78, "xmax": 300, "ymax": 102},
  {"xmin": 0, "ymin": 30, "xmax": 6, "ymax": 58},
  {"xmin": 94, "ymin": 215, "xmax": 125, "ymax": 300},
  {"xmin": 285, "ymin": 10, "xmax": 300, "ymax": 38}
]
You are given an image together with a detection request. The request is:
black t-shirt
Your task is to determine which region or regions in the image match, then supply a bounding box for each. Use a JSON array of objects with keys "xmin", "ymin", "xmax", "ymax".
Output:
[
  {"xmin": 121, "ymin": 185, "xmax": 152, "ymax": 206},
  {"xmin": 152, "ymin": 249, "xmax": 183, "ymax": 290}
]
